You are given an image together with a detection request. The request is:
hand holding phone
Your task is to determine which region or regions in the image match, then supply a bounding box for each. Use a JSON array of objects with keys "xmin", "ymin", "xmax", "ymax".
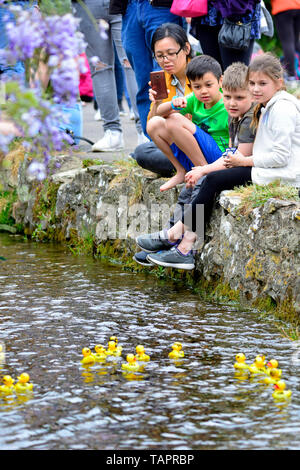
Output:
[{"xmin": 150, "ymin": 70, "xmax": 168, "ymax": 101}]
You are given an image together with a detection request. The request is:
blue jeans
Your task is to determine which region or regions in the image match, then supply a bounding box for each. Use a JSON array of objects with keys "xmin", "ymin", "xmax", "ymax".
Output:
[
  {"xmin": 122, "ymin": 0, "xmax": 183, "ymax": 134},
  {"xmin": 0, "ymin": 1, "xmax": 35, "ymax": 80}
]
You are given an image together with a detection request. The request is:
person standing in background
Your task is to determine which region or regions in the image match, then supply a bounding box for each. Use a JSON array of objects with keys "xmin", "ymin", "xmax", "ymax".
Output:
[
  {"xmin": 271, "ymin": 0, "xmax": 300, "ymax": 86},
  {"xmin": 190, "ymin": 0, "xmax": 261, "ymax": 70},
  {"xmin": 109, "ymin": 0, "xmax": 183, "ymax": 135},
  {"xmin": 72, "ymin": 0, "xmax": 144, "ymax": 152}
]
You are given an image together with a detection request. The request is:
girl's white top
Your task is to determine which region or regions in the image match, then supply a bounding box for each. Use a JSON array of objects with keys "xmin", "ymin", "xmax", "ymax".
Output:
[{"xmin": 251, "ymin": 90, "xmax": 300, "ymax": 187}]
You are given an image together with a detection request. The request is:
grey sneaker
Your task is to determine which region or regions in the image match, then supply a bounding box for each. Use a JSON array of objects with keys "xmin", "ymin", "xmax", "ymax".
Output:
[
  {"xmin": 133, "ymin": 251, "xmax": 154, "ymax": 266},
  {"xmin": 147, "ymin": 247, "xmax": 195, "ymax": 270},
  {"xmin": 136, "ymin": 229, "xmax": 176, "ymax": 253}
]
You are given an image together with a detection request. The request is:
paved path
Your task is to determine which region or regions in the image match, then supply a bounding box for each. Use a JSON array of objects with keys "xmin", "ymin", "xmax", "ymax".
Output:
[{"xmin": 76, "ymin": 100, "xmax": 140, "ymax": 162}]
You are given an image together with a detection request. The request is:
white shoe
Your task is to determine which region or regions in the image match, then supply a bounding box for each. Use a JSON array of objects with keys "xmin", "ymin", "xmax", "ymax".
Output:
[
  {"xmin": 129, "ymin": 109, "xmax": 135, "ymax": 120},
  {"xmin": 286, "ymin": 78, "xmax": 299, "ymax": 90},
  {"xmin": 92, "ymin": 129, "xmax": 124, "ymax": 152},
  {"xmin": 137, "ymin": 132, "xmax": 150, "ymax": 145},
  {"xmin": 94, "ymin": 109, "xmax": 102, "ymax": 121}
]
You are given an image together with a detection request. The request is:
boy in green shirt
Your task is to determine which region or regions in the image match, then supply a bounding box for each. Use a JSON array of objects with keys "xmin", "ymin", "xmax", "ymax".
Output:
[{"xmin": 147, "ymin": 54, "xmax": 229, "ymax": 192}]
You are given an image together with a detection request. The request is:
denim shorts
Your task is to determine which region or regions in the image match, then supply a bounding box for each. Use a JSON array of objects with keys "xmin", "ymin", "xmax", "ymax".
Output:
[{"xmin": 170, "ymin": 125, "xmax": 223, "ymax": 171}]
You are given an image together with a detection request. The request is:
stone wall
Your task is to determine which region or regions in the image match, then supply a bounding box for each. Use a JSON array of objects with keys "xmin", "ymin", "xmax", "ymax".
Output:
[{"xmin": 5, "ymin": 156, "xmax": 300, "ymax": 318}]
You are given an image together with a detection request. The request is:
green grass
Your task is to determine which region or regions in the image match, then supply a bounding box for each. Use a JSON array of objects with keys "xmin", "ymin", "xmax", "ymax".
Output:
[
  {"xmin": 82, "ymin": 158, "xmax": 106, "ymax": 168},
  {"xmin": 0, "ymin": 190, "xmax": 17, "ymax": 226},
  {"xmin": 230, "ymin": 180, "xmax": 298, "ymax": 214}
]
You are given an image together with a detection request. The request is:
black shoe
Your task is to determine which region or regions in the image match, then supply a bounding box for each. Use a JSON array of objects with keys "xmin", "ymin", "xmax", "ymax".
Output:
[{"xmin": 133, "ymin": 251, "xmax": 154, "ymax": 266}]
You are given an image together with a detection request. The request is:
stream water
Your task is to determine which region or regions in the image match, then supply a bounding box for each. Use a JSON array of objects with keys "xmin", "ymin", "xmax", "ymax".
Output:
[{"xmin": 0, "ymin": 232, "xmax": 299, "ymax": 450}]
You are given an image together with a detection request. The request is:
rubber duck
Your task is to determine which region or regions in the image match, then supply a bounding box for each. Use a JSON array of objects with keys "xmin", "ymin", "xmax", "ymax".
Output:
[
  {"xmin": 233, "ymin": 353, "xmax": 249, "ymax": 370},
  {"xmin": 14, "ymin": 373, "xmax": 33, "ymax": 393},
  {"xmin": 265, "ymin": 359, "xmax": 279, "ymax": 375},
  {"xmin": 109, "ymin": 336, "xmax": 119, "ymax": 345},
  {"xmin": 109, "ymin": 336, "xmax": 123, "ymax": 353},
  {"xmin": 249, "ymin": 355, "xmax": 266, "ymax": 374},
  {"xmin": 263, "ymin": 367, "xmax": 282, "ymax": 385},
  {"xmin": 93, "ymin": 344, "xmax": 107, "ymax": 361},
  {"xmin": 168, "ymin": 342, "xmax": 184, "ymax": 359},
  {"xmin": 272, "ymin": 380, "xmax": 292, "ymax": 400},
  {"xmin": 81, "ymin": 347, "xmax": 96, "ymax": 366},
  {"xmin": 121, "ymin": 354, "xmax": 140, "ymax": 372},
  {"xmin": 0, "ymin": 375, "xmax": 15, "ymax": 395},
  {"xmin": 105, "ymin": 340, "xmax": 122, "ymax": 357},
  {"xmin": 135, "ymin": 345, "xmax": 150, "ymax": 362}
]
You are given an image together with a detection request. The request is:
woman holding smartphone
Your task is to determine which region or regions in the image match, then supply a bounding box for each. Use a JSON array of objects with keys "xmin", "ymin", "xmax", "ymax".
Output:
[{"xmin": 132, "ymin": 23, "xmax": 193, "ymax": 177}]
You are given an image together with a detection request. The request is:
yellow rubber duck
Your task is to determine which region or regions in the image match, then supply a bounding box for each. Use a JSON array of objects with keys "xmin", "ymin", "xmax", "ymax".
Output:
[
  {"xmin": 264, "ymin": 367, "xmax": 282, "ymax": 385},
  {"xmin": 94, "ymin": 344, "xmax": 107, "ymax": 361},
  {"xmin": 168, "ymin": 342, "xmax": 184, "ymax": 359},
  {"xmin": 81, "ymin": 347, "xmax": 96, "ymax": 366},
  {"xmin": 105, "ymin": 340, "xmax": 122, "ymax": 357},
  {"xmin": 249, "ymin": 355, "xmax": 266, "ymax": 374},
  {"xmin": 272, "ymin": 380, "xmax": 292, "ymax": 400},
  {"xmin": 135, "ymin": 345, "xmax": 150, "ymax": 362},
  {"xmin": 233, "ymin": 353, "xmax": 249, "ymax": 370},
  {"xmin": 109, "ymin": 336, "xmax": 123, "ymax": 352},
  {"xmin": 14, "ymin": 373, "xmax": 33, "ymax": 393},
  {"xmin": 265, "ymin": 359, "xmax": 279, "ymax": 375},
  {"xmin": 121, "ymin": 354, "xmax": 140, "ymax": 372},
  {"xmin": 0, "ymin": 375, "xmax": 15, "ymax": 395}
]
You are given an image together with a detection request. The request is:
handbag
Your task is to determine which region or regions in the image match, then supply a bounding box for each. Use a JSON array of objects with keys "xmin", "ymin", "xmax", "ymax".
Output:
[
  {"xmin": 218, "ymin": 19, "xmax": 252, "ymax": 50},
  {"xmin": 170, "ymin": 0, "xmax": 208, "ymax": 18}
]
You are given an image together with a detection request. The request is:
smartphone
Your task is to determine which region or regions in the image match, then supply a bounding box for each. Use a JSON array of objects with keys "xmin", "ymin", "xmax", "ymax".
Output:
[{"xmin": 150, "ymin": 70, "xmax": 168, "ymax": 100}]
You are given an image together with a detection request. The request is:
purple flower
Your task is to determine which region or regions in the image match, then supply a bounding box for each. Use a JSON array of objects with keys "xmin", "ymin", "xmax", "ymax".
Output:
[{"xmin": 27, "ymin": 160, "xmax": 47, "ymax": 181}]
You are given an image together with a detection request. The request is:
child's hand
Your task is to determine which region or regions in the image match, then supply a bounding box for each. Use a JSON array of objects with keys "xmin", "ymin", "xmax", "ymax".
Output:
[
  {"xmin": 185, "ymin": 166, "xmax": 204, "ymax": 188},
  {"xmin": 172, "ymin": 96, "xmax": 187, "ymax": 109},
  {"xmin": 223, "ymin": 150, "xmax": 246, "ymax": 168}
]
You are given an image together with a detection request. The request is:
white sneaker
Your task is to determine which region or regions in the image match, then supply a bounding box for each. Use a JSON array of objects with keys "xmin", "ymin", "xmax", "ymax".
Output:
[
  {"xmin": 286, "ymin": 78, "xmax": 299, "ymax": 90},
  {"xmin": 137, "ymin": 132, "xmax": 150, "ymax": 145},
  {"xmin": 94, "ymin": 109, "xmax": 102, "ymax": 121},
  {"xmin": 129, "ymin": 108, "xmax": 135, "ymax": 120},
  {"xmin": 92, "ymin": 129, "xmax": 124, "ymax": 152}
]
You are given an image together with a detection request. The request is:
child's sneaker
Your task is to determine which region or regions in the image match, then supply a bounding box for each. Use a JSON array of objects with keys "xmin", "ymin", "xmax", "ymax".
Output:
[
  {"xmin": 147, "ymin": 247, "xmax": 195, "ymax": 270},
  {"xmin": 136, "ymin": 229, "xmax": 176, "ymax": 253},
  {"xmin": 133, "ymin": 251, "xmax": 154, "ymax": 266}
]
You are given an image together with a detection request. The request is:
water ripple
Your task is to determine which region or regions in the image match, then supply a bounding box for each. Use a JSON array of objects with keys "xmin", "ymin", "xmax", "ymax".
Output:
[{"xmin": 0, "ymin": 233, "xmax": 299, "ymax": 450}]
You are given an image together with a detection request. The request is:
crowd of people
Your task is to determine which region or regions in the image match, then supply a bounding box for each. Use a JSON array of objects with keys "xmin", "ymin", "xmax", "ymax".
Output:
[{"xmin": 0, "ymin": 0, "xmax": 300, "ymax": 271}]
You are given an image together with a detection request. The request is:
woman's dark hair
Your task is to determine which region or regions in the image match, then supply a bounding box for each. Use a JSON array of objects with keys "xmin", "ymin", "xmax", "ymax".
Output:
[{"xmin": 151, "ymin": 23, "xmax": 192, "ymax": 58}]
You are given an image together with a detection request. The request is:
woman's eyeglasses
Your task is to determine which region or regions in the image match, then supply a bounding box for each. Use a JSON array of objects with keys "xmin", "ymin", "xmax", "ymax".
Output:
[{"xmin": 154, "ymin": 47, "xmax": 182, "ymax": 62}]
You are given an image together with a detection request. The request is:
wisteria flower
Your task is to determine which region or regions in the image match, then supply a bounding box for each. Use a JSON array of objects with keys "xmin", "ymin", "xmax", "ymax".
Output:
[{"xmin": 27, "ymin": 160, "xmax": 47, "ymax": 181}]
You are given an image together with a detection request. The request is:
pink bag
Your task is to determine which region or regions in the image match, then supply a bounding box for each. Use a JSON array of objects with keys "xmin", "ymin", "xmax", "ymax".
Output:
[{"xmin": 170, "ymin": 0, "xmax": 208, "ymax": 17}]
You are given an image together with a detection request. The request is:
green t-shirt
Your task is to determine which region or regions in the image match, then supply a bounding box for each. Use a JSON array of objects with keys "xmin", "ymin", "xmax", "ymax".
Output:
[{"xmin": 179, "ymin": 93, "xmax": 229, "ymax": 151}]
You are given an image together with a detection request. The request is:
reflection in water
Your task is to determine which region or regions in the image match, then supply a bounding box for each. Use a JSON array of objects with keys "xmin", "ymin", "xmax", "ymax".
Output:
[{"xmin": 0, "ymin": 233, "xmax": 299, "ymax": 450}]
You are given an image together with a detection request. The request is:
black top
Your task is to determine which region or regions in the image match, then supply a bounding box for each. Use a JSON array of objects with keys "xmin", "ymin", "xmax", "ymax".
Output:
[{"xmin": 109, "ymin": 0, "xmax": 129, "ymax": 15}]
